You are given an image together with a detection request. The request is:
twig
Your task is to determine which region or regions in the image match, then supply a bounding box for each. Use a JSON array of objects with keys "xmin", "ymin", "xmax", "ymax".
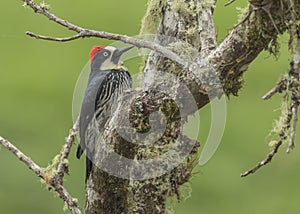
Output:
[
  {"xmin": 288, "ymin": 104, "xmax": 298, "ymax": 152},
  {"xmin": 0, "ymin": 136, "xmax": 44, "ymax": 178},
  {"xmin": 240, "ymin": 140, "xmax": 283, "ymax": 177},
  {"xmin": 262, "ymin": 84, "xmax": 281, "ymax": 100},
  {"xmin": 287, "ymin": 29, "xmax": 300, "ymax": 152},
  {"xmin": 22, "ymin": 0, "xmax": 186, "ymax": 67},
  {"xmin": 26, "ymin": 32, "xmax": 84, "ymax": 42},
  {"xmin": 225, "ymin": 0, "xmax": 236, "ymax": 6},
  {"xmin": 234, "ymin": 1, "xmax": 280, "ymax": 34},
  {"xmin": 0, "ymin": 136, "xmax": 82, "ymax": 214},
  {"xmin": 258, "ymin": 3, "xmax": 280, "ymax": 34},
  {"xmin": 51, "ymin": 183, "xmax": 81, "ymax": 214},
  {"xmin": 56, "ymin": 119, "xmax": 79, "ymax": 183},
  {"xmin": 262, "ymin": 78, "xmax": 286, "ymax": 100}
]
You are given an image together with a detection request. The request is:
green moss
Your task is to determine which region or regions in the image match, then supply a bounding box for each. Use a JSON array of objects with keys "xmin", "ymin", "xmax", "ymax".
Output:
[
  {"xmin": 40, "ymin": 154, "xmax": 61, "ymax": 187},
  {"xmin": 196, "ymin": 0, "xmax": 215, "ymax": 13},
  {"xmin": 185, "ymin": 26, "xmax": 198, "ymax": 37},
  {"xmin": 237, "ymin": 0, "xmax": 300, "ymax": 57},
  {"xmin": 222, "ymin": 73, "xmax": 244, "ymax": 96},
  {"xmin": 172, "ymin": 0, "xmax": 195, "ymax": 18},
  {"xmin": 286, "ymin": 0, "xmax": 300, "ymax": 52},
  {"xmin": 124, "ymin": 87, "xmax": 201, "ymax": 212},
  {"xmin": 273, "ymin": 98, "xmax": 290, "ymax": 136},
  {"xmin": 63, "ymin": 198, "xmax": 78, "ymax": 211},
  {"xmin": 266, "ymin": 75, "xmax": 294, "ymax": 146},
  {"xmin": 168, "ymin": 42, "xmax": 199, "ymax": 63},
  {"xmin": 236, "ymin": 6, "xmax": 249, "ymax": 23},
  {"xmin": 140, "ymin": 0, "xmax": 167, "ymax": 35},
  {"xmin": 267, "ymin": 37, "xmax": 280, "ymax": 57},
  {"xmin": 39, "ymin": 1, "xmax": 51, "ymax": 11},
  {"xmin": 235, "ymin": 4, "xmax": 280, "ymax": 57}
]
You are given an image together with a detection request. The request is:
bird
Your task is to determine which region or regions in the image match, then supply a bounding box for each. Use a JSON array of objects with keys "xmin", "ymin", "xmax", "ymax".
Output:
[{"xmin": 76, "ymin": 45, "xmax": 133, "ymax": 181}]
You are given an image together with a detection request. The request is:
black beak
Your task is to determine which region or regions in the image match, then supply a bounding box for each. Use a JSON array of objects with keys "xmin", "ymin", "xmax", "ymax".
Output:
[{"xmin": 112, "ymin": 46, "xmax": 134, "ymax": 64}]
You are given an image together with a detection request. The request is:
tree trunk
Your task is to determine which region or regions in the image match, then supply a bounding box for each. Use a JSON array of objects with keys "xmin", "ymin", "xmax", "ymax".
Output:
[{"xmin": 85, "ymin": 0, "xmax": 300, "ymax": 213}]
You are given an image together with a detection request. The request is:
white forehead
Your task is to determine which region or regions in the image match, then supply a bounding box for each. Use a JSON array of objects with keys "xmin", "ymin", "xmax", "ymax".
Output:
[{"xmin": 105, "ymin": 46, "xmax": 117, "ymax": 52}]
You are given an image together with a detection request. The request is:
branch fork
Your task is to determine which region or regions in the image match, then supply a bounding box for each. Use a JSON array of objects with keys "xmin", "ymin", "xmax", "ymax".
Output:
[{"xmin": 2, "ymin": 0, "xmax": 300, "ymax": 212}]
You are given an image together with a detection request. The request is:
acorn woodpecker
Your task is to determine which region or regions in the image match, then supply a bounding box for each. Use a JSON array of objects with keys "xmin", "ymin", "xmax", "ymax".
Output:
[{"xmin": 76, "ymin": 45, "xmax": 133, "ymax": 181}]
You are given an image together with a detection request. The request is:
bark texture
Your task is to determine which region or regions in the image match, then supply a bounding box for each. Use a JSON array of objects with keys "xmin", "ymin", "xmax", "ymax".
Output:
[{"xmin": 85, "ymin": 0, "xmax": 300, "ymax": 213}]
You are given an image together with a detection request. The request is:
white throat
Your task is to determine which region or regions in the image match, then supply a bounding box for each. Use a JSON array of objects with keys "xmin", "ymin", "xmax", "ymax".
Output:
[{"xmin": 99, "ymin": 46, "xmax": 121, "ymax": 71}]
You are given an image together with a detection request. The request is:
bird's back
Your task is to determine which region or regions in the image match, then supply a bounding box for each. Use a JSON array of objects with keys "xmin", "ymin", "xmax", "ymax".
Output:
[{"xmin": 76, "ymin": 68, "xmax": 131, "ymax": 181}]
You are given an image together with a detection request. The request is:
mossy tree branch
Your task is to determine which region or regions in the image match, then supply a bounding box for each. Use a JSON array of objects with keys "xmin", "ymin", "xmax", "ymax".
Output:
[
  {"xmin": 242, "ymin": 25, "xmax": 300, "ymax": 177},
  {"xmin": 2, "ymin": 0, "xmax": 299, "ymax": 213},
  {"xmin": 0, "ymin": 127, "xmax": 81, "ymax": 214},
  {"xmin": 87, "ymin": 0, "xmax": 300, "ymax": 213}
]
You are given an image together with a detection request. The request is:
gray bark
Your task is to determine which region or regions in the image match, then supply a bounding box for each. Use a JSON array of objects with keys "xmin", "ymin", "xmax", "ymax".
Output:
[{"xmin": 85, "ymin": 0, "xmax": 300, "ymax": 213}]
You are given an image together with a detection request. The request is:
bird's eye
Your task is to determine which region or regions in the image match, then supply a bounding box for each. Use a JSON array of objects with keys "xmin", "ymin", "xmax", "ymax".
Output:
[{"xmin": 103, "ymin": 52, "xmax": 109, "ymax": 57}]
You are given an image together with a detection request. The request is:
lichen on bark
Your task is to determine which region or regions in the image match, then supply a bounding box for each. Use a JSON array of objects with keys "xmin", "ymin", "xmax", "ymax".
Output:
[
  {"xmin": 140, "ymin": 0, "xmax": 167, "ymax": 35},
  {"xmin": 85, "ymin": 1, "xmax": 300, "ymax": 213}
]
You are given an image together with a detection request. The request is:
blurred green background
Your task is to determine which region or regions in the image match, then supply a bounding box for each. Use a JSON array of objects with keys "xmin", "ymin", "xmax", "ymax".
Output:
[{"xmin": 1, "ymin": 0, "xmax": 300, "ymax": 213}]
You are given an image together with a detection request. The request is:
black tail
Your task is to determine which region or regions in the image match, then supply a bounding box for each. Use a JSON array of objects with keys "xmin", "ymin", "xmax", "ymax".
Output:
[
  {"xmin": 85, "ymin": 156, "xmax": 93, "ymax": 182},
  {"xmin": 76, "ymin": 145, "xmax": 84, "ymax": 159},
  {"xmin": 76, "ymin": 144, "xmax": 92, "ymax": 182}
]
